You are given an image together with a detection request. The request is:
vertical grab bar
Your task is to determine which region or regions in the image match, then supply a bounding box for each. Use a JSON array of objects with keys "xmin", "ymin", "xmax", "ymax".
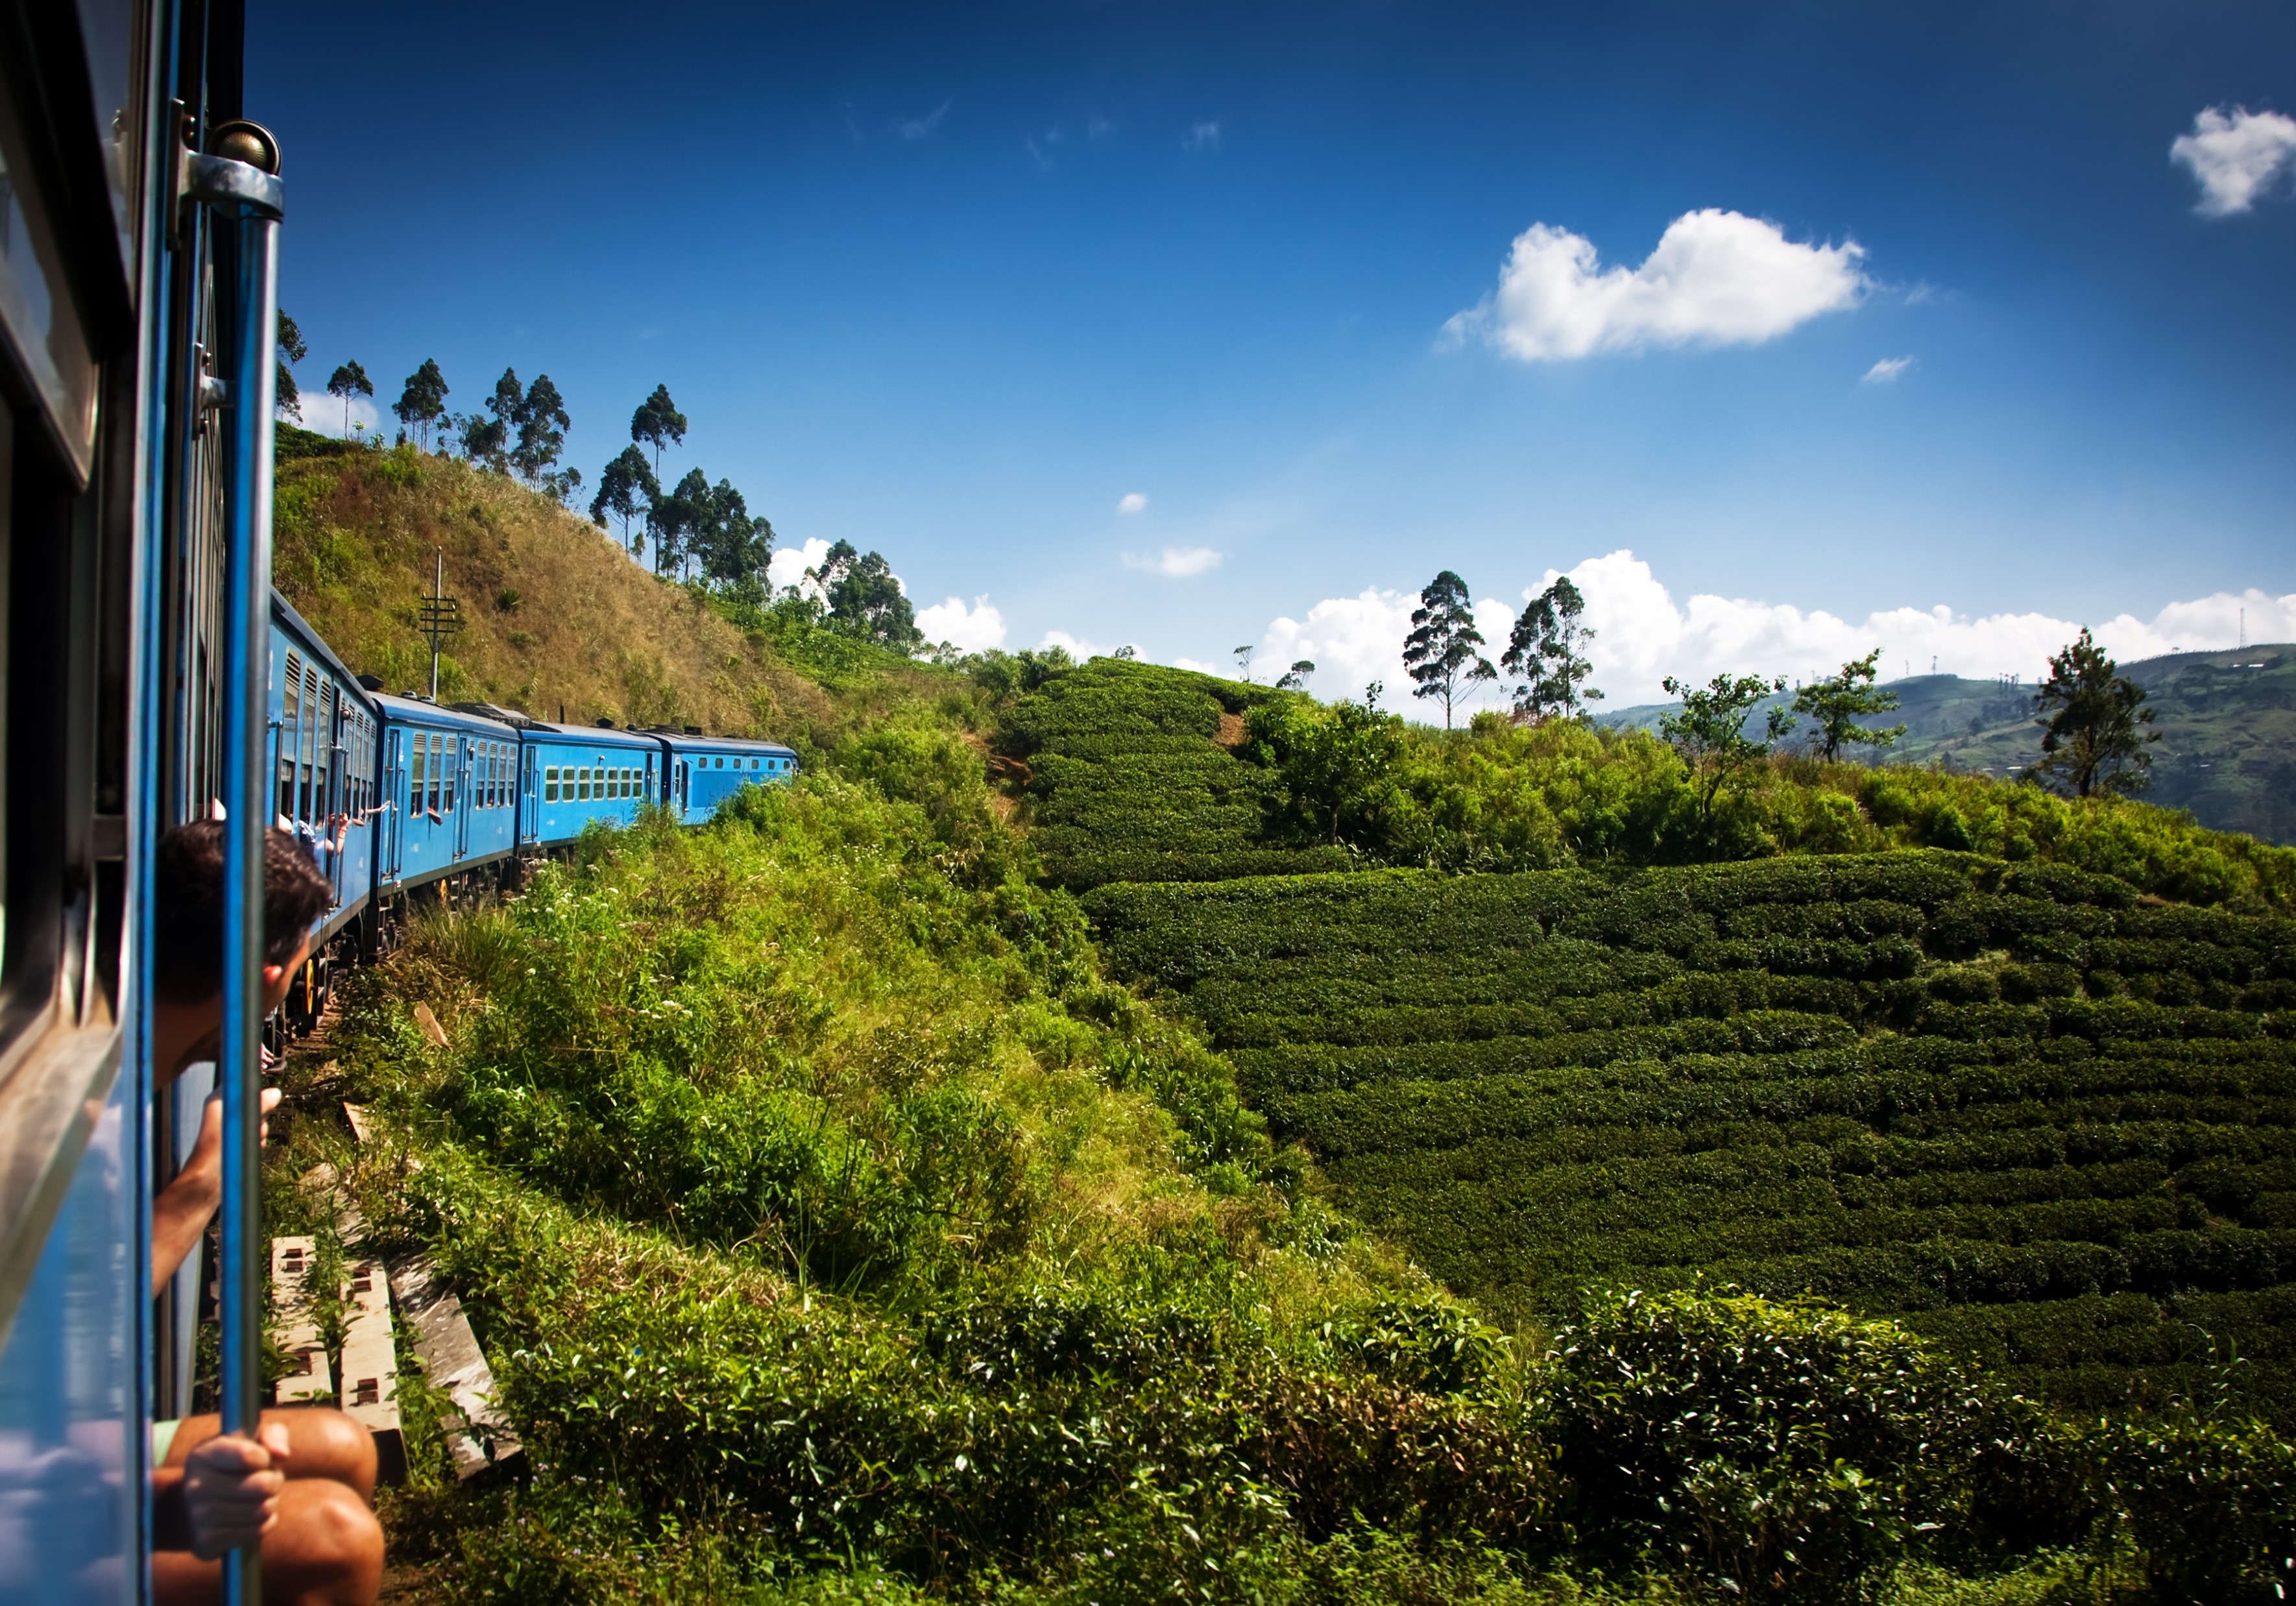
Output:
[{"xmin": 186, "ymin": 124, "xmax": 285, "ymax": 1606}]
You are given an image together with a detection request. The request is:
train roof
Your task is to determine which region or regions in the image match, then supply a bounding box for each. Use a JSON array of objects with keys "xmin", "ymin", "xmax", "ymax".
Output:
[
  {"xmin": 519, "ymin": 721, "xmax": 665, "ymax": 750},
  {"xmin": 653, "ymin": 731, "xmax": 800, "ymax": 758},
  {"xmin": 271, "ymin": 591, "xmax": 378, "ymax": 716},
  {"xmin": 368, "ymin": 690, "xmax": 522, "ymax": 737}
]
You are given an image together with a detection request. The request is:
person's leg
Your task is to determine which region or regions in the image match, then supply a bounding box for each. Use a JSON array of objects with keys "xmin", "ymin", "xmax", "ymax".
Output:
[
  {"xmin": 151, "ymin": 1477, "xmax": 384, "ymax": 1605},
  {"xmin": 161, "ymin": 1408, "xmax": 378, "ymax": 1500}
]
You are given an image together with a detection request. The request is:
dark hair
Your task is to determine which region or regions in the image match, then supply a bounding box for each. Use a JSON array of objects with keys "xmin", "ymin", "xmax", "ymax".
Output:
[{"xmin": 151, "ymin": 821, "xmax": 335, "ymax": 1004}]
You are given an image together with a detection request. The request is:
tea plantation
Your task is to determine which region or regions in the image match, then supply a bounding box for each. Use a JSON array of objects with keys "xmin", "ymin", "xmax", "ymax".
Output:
[
  {"xmin": 1000, "ymin": 657, "xmax": 1358, "ymax": 888},
  {"xmin": 1086, "ymin": 851, "xmax": 2296, "ymax": 1417}
]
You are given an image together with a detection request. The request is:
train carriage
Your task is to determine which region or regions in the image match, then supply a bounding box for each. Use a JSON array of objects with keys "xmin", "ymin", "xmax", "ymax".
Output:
[
  {"xmin": 517, "ymin": 722, "xmax": 664, "ymax": 849},
  {"xmin": 270, "ymin": 597, "xmax": 380, "ymax": 951},
  {"xmin": 368, "ymin": 694, "xmax": 520, "ymax": 895},
  {"xmin": 657, "ymin": 731, "xmax": 801, "ymax": 823}
]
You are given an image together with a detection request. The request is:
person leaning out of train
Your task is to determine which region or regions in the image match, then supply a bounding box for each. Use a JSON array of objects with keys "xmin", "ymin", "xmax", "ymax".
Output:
[{"xmin": 147, "ymin": 821, "xmax": 385, "ymax": 1605}]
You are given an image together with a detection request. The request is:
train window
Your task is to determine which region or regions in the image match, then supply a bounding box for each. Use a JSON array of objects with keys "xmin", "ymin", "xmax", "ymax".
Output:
[
  {"xmin": 300, "ymin": 666, "xmax": 322, "ymax": 823},
  {"xmin": 411, "ymin": 738, "xmax": 426, "ymax": 814},
  {"xmin": 280, "ymin": 655, "xmax": 302, "ymax": 821},
  {"xmin": 620, "ymin": 768, "xmax": 631, "ymax": 798},
  {"xmin": 544, "ymin": 765, "xmax": 558, "ymax": 802},
  {"xmin": 444, "ymin": 737, "xmax": 457, "ymax": 813},
  {"xmin": 429, "ymin": 734, "xmax": 443, "ymax": 817}
]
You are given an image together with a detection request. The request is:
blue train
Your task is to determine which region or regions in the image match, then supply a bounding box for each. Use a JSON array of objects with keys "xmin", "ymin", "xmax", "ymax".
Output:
[{"xmin": 267, "ymin": 596, "xmax": 797, "ymax": 1021}]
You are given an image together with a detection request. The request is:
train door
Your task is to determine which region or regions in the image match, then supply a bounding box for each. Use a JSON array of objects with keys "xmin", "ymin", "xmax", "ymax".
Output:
[
  {"xmin": 677, "ymin": 759, "xmax": 690, "ymax": 817},
  {"xmin": 453, "ymin": 737, "xmax": 472, "ymax": 860},
  {"xmin": 324, "ymin": 683, "xmax": 346, "ymax": 900},
  {"xmin": 521, "ymin": 744, "xmax": 540, "ymax": 844},
  {"xmin": 383, "ymin": 729, "xmax": 406, "ymax": 879}
]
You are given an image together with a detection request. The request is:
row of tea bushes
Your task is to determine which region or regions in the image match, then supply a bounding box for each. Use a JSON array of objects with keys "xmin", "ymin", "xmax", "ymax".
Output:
[{"xmin": 1083, "ymin": 850, "xmax": 2296, "ymax": 1419}]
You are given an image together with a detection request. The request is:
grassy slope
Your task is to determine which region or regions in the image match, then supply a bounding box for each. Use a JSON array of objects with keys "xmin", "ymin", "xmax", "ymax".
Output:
[
  {"xmin": 1602, "ymin": 646, "xmax": 2296, "ymax": 846},
  {"xmin": 276, "ymin": 431, "xmax": 877, "ymax": 742}
]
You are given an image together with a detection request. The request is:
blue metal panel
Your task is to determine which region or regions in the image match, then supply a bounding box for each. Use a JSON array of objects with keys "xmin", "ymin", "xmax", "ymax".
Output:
[
  {"xmin": 268, "ymin": 601, "xmax": 379, "ymax": 944},
  {"xmin": 657, "ymin": 735, "xmax": 799, "ymax": 824},
  {"xmin": 370, "ymin": 696, "xmax": 520, "ymax": 892},
  {"xmin": 0, "ymin": 1064, "xmax": 138, "ymax": 1605},
  {"xmin": 517, "ymin": 725, "xmax": 665, "ymax": 848}
]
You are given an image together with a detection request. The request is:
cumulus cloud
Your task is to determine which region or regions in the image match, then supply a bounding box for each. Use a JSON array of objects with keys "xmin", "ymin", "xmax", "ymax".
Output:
[
  {"xmin": 1443, "ymin": 209, "xmax": 1867, "ymax": 362},
  {"xmin": 1251, "ymin": 555, "xmax": 2296, "ymax": 715},
  {"xmin": 2171, "ymin": 105, "xmax": 2296, "ymax": 216},
  {"xmin": 1539, "ymin": 552, "xmax": 2296, "ymax": 705},
  {"xmin": 1124, "ymin": 546, "xmax": 1222, "ymax": 578},
  {"xmin": 1184, "ymin": 121, "xmax": 1220, "ymax": 153},
  {"xmin": 915, "ymin": 594, "xmax": 1007, "ymax": 653},
  {"xmin": 1117, "ymin": 491, "xmax": 1149, "ymax": 514},
  {"xmin": 298, "ymin": 392, "xmax": 382, "ymax": 439},
  {"xmin": 1862, "ymin": 356, "xmax": 1915, "ymax": 385},
  {"xmin": 1040, "ymin": 629, "xmax": 1110, "ymax": 659},
  {"xmin": 767, "ymin": 537, "xmax": 832, "ymax": 598}
]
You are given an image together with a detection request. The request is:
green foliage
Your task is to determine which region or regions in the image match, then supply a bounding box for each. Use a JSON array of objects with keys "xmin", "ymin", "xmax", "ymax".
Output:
[
  {"xmin": 1660, "ymin": 671, "xmax": 1795, "ymax": 835},
  {"xmin": 1085, "ymin": 850, "xmax": 2296, "ymax": 1425},
  {"xmin": 1501, "ymin": 577, "xmax": 1602, "ymax": 724},
  {"xmin": 2031, "ymin": 629, "xmax": 2158, "ymax": 800},
  {"xmin": 1794, "ymin": 650, "xmax": 1907, "ymax": 762},
  {"xmin": 1403, "ymin": 570, "xmax": 1499, "ymax": 729},
  {"xmin": 1547, "ymin": 1286, "xmax": 1979, "ymax": 1598},
  {"xmin": 1246, "ymin": 686, "xmax": 1408, "ymax": 848},
  {"xmin": 817, "ymin": 540, "xmax": 924, "ymax": 650},
  {"xmin": 394, "ymin": 357, "xmax": 452, "ymax": 450},
  {"xmin": 999, "ymin": 657, "xmax": 1357, "ymax": 890}
]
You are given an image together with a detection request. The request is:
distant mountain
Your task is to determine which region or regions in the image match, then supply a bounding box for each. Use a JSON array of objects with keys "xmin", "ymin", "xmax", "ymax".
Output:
[{"xmin": 1599, "ymin": 644, "xmax": 2296, "ymax": 844}]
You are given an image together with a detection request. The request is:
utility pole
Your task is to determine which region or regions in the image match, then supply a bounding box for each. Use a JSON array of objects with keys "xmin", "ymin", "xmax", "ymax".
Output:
[{"xmin": 417, "ymin": 549, "xmax": 463, "ymax": 701}]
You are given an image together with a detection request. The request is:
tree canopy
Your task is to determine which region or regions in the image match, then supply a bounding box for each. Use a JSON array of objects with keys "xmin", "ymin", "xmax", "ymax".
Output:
[
  {"xmin": 275, "ymin": 311, "xmax": 306, "ymax": 422},
  {"xmin": 325, "ymin": 358, "xmax": 372, "ymax": 436},
  {"xmin": 392, "ymin": 358, "xmax": 450, "ymax": 449},
  {"xmin": 1401, "ymin": 570, "xmax": 1497, "ymax": 729},
  {"xmin": 1792, "ymin": 648, "xmax": 1905, "ymax": 762},
  {"xmin": 816, "ymin": 540, "xmax": 922, "ymax": 648},
  {"xmin": 1501, "ymin": 576, "xmax": 1602, "ymax": 724},
  {"xmin": 1248, "ymin": 683, "xmax": 1406, "ymax": 847},
  {"xmin": 695, "ymin": 478, "xmax": 774, "ymax": 591},
  {"xmin": 511, "ymin": 372, "xmax": 573, "ymax": 494},
  {"xmin": 590, "ymin": 444, "xmax": 659, "ymax": 554},
  {"xmin": 631, "ymin": 384, "xmax": 688, "ymax": 478},
  {"xmin": 1660, "ymin": 671, "xmax": 1792, "ymax": 833},
  {"xmin": 2029, "ymin": 627, "xmax": 2158, "ymax": 798}
]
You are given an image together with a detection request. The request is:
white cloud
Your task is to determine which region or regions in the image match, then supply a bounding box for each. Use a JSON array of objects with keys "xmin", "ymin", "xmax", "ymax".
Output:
[
  {"xmin": 915, "ymin": 594, "xmax": 1007, "ymax": 653},
  {"xmin": 296, "ymin": 392, "xmax": 382, "ymax": 439},
  {"xmin": 1544, "ymin": 550, "xmax": 2296, "ymax": 705},
  {"xmin": 767, "ymin": 537, "xmax": 832, "ymax": 598},
  {"xmin": 1123, "ymin": 546, "xmax": 1222, "ymax": 578},
  {"xmin": 1117, "ymin": 491, "xmax": 1149, "ymax": 515},
  {"xmin": 2171, "ymin": 105, "xmax": 2296, "ymax": 216},
  {"xmin": 1170, "ymin": 656, "xmax": 1220, "ymax": 674},
  {"xmin": 1040, "ymin": 629, "xmax": 1109, "ymax": 659},
  {"xmin": 1443, "ymin": 208, "xmax": 1867, "ymax": 362},
  {"xmin": 1184, "ymin": 121, "xmax": 1221, "ymax": 153},
  {"xmin": 1862, "ymin": 356, "xmax": 1915, "ymax": 385},
  {"xmin": 1251, "ymin": 555, "xmax": 2296, "ymax": 715}
]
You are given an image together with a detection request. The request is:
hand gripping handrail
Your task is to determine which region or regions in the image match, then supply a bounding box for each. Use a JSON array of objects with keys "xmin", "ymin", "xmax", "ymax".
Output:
[{"xmin": 184, "ymin": 119, "xmax": 284, "ymax": 1606}]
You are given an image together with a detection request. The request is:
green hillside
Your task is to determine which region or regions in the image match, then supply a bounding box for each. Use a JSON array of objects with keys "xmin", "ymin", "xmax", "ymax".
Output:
[
  {"xmin": 1086, "ymin": 855, "xmax": 2296, "ymax": 1419},
  {"xmin": 1602, "ymin": 646, "xmax": 2296, "ymax": 845},
  {"xmin": 267, "ymin": 476, "xmax": 2296, "ymax": 1602}
]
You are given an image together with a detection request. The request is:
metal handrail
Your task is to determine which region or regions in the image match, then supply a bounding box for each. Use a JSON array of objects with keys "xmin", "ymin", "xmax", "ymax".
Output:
[{"xmin": 186, "ymin": 123, "xmax": 284, "ymax": 1606}]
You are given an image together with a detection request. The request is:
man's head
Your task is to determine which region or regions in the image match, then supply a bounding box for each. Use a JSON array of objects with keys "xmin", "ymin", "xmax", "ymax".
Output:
[{"xmin": 152, "ymin": 821, "xmax": 334, "ymax": 1008}]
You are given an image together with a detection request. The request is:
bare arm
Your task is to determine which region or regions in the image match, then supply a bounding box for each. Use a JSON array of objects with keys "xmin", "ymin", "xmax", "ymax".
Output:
[{"xmin": 151, "ymin": 1088, "xmax": 280, "ymax": 1295}]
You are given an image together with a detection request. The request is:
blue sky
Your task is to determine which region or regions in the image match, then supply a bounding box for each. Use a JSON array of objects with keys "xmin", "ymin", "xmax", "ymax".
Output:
[{"xmin": 251, "ymin": 0, "xmax": 2296, "ymax": 705}]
